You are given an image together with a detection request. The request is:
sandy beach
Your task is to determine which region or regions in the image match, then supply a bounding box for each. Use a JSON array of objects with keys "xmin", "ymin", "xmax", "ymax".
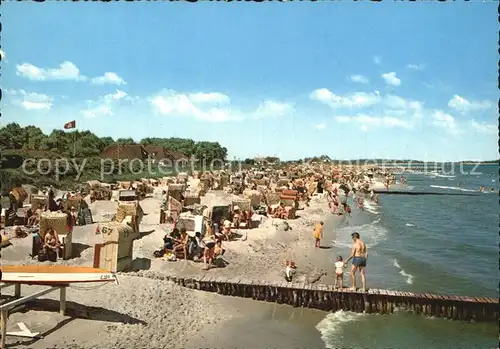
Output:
[{"xmin": 1, "ymin": 178, "xmax": 367, "ymax": 348}]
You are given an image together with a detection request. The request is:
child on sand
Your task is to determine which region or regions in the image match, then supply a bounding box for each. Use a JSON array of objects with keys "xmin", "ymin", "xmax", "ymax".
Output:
[
  {"xmin": 313, "ymin": 221, "xmax": 324, "ymax": 248},
  {"xmin": 334, "ymin": 256, "xmax": 345, "ymax": 289},
  {"xmin": 284, "ymin": 261, "xmax": 297, "ymax": 282}
]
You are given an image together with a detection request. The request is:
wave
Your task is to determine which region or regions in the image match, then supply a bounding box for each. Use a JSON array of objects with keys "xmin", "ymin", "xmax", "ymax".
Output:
[
  {"xmin": 363, "ymin": 201, "xmax": 380, "ymax": 215},
  {"xmin": 335, "ymin": 219, "xmax": 388, "ymax": 248},
  {"xmin": 316, "ymin": 310, "xmax": 366, "ymax": 348},
  {"xmin": 405, "ymin": 223, "xmax": 415, "ymax": 227},
  {"xmin": 430, "ymin": 185, "xmax": 477, "ymax": 192},
  {"xmin": 435, "ymin": 174, "xmax": 456, "ymax": 178},
  {"xmin": 392, "ymin": 259, "xmax": 414, "ymax": 285}
]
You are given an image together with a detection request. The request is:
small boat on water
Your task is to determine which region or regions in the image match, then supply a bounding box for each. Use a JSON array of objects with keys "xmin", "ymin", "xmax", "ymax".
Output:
[{"xmin": 0, "ymin": 265, "xmax": 117, "ymax": 285}]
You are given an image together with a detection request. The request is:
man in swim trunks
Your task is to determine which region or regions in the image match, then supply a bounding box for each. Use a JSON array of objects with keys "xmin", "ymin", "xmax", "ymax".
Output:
[{"xmin": 344, "ymin": 232, "xmax": 368, "ymax": 291}]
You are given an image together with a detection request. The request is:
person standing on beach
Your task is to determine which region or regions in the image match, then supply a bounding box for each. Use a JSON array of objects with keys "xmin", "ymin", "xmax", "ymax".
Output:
[
  {"xmin": 313, "ymin": 221, "xmax": 324, "ymax": 248},
  {"xmin": 344, "ymin": 232, "xmax": 367, "ymax": 291}
]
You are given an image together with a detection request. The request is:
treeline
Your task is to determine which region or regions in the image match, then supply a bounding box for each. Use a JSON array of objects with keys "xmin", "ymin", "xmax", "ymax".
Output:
[
  {"xmin": 0, "ymin": 123, "xmax": 228, "ymax": 161},
  {"xmin": 0, "ymin": 123, "xmax": 228, "ymax": 190}
]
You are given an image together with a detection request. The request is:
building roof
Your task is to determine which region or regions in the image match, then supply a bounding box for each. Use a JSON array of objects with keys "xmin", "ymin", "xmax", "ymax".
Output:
[{"xmin": 100, "ymin": 144, "xmax": 148, "ymax": 160}]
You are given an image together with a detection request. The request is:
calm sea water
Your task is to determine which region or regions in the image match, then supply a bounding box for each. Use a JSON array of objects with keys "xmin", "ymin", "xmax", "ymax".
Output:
[{"xmin": 318, "ymin": 164, "xmax": 499, "ymax": 348}]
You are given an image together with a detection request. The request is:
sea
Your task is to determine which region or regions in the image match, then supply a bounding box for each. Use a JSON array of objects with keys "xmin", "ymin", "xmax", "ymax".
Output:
[
  {"xmin": 316, "ymin": 164, "xmax": 499, "ymax": 349},
  {"xmin": 195, "ymin": 164, "xmax": 499, "ymax": 349}
]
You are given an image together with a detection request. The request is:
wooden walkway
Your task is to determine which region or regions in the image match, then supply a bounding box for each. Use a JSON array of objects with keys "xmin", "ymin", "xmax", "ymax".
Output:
[{"xmin": 165, "ymin": 275, "xmax": 498, "ymax": 322}]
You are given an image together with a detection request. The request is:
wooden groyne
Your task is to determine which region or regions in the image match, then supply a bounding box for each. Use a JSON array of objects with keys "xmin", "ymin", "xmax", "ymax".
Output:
[
  {"xmin": 163, "ymin": 275, "xmax": 498, "ymax": 322},
  {"xmin": 374, "ymin": 190, "xmax": 479, "ymax": 196}
]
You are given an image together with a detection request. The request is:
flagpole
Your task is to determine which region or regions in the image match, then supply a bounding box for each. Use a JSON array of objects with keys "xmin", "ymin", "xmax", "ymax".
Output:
[{"xmin": 73, "ymin": 130, "xmax": 76, "ymax": 157}]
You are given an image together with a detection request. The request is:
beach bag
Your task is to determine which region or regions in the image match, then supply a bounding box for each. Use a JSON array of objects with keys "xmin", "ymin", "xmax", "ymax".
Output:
[{"xmin": 38, "ymin": 248, "xmax": 48, "ymax": 262}]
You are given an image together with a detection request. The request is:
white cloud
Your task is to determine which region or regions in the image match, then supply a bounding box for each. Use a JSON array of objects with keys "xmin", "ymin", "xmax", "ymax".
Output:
[
  {"xmin": 81, "ymin": 105, "xmax": 113, "ymax": 118},
  {"xmin": 102, "ymin": 90, "xmax": 128, "ymax": 103},
  {"xmin": 381, "ymin": 72, "xmax": 401, "ymax": 86},
  {"xmin": 254, "ymin": 100, "xmax": 295, "ymax": 118},
  {"xmin": 150, "ymin": 89, "xmax": 241, "ymax": 122},
  {"xmin": 406, "ymin": 63, "xmax": 425, "ymax": 71},
  {"xmin": 373, "ymin": 56, "xmax": 382, "ymax": 65},
  {"xmin": 310, "ymin": 88, "xmax": 380, "ymax": 109},
  {"xmin": 334, "ymin": 114, "xmax": 413, "ymax": 129},
  {"xmin": 16, "ymin": 61, "xmax": 86, "ymax": 81},
  {"xmin": 188, "ymin": 92, "xmax": 230, "ymax": 104},
  {"xmin": 91, "ymin": 72, "xmax": 126, "ymax": 85},
  {"xmin": 80, "ymin": 90, "xmax": 130, "ymax": 118},
  {"xmin": 470, "ymin": 119, "xmax": 497, "ymax": 134},
  {"xmin": 8, "ymin": 89, "xmax": 53, "ymax": 110},
  {"xmin": 384, "ymin": 94, "xmax": 422, "ymax": 111},
  {"xmin": 448, "ymin": 95, "xmax": 492, "ymax": 114},
  {"xmin": 432, "ymin": 110, "xmax": 458, "ymax": 134},
  {"xmin": 313, "ymin": 122, "xmax": 327, "ymax": 130},
  {"xmin": 349, "ymin": 75, "xmax": 369, "ymax": 84},
  {"xmin": 150, "ymin": 89, "xmax": 293, "ymax": 122}
]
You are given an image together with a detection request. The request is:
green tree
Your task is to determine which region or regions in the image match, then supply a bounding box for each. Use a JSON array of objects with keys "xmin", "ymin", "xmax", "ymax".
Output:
[{"xmin": 116, "ymin": 137, "xmax": 135, "ymax": 145}]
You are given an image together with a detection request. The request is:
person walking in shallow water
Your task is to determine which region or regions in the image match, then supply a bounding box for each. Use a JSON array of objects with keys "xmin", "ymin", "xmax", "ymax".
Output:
[{"xmin": 344, "ymin": 232, "xmax": 368, "ymax": 291}]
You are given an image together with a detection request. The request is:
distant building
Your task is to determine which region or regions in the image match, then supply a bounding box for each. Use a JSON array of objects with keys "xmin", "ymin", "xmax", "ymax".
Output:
[
  {"xmin": 100, "ymin": 144, "xmax": 190, "ymax": 168},
  {"xmin": 142, "ymin": 145, "xmax": 173, "ymax": 164},
  {"xmin": 100, "ymin": 144, "xmax": 149, "ymax": 160},
  {"xmin": 167, "ymin": 149, "xmax": 190, "ymax": 167}
]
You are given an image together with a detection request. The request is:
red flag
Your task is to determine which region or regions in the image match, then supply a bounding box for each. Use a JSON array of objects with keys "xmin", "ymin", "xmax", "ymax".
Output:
[{"xmin": 64, "ymin": 120, "xmax": 76, "ymax": 129}]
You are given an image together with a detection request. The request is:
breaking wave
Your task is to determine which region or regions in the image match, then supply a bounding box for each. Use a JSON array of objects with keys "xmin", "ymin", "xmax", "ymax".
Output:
[{"xmin": 392, "ymin": 259, "xmax": 414, "ymax": 285}]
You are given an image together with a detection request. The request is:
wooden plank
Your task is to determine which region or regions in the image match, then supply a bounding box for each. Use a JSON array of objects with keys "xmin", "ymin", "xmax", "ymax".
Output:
[
  {"xmin": 461, "ymin": 296, "xmax": 476, "ymax": 303},
  {"xmin": 412, "ymin": 292, "xmax": 424, "ymax": 299}
]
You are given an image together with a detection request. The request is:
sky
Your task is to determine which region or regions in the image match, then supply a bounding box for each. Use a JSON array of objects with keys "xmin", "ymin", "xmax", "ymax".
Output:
[{"xmin": 1, "ymin": 2, "xmax": 498, "ymax": 161}]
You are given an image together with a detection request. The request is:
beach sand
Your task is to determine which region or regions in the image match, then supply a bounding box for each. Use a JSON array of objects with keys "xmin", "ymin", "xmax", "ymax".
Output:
[{"xmin": 0, "ymin": 185, "xmax": 374, "ymax": 348}]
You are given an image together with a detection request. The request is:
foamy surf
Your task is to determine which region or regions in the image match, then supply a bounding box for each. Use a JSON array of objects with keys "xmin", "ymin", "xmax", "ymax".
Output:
[
  {"xmin": 316, "ymin": 310, "xmax": 366, "ymax": 347},
  {"xmin": 430, "ymin": 185, "xmax": 476, "ymax": 192},
  {"xmin": 336, "ymin": 220, "xmax": 388, "ymax": 248},
  {"xmin": 363, "ymin": 201, "xmax": 379, "ymax": 215},
  {"xmin": 435, "ymin": 174, "xmax": 456, "ymax": 178},
  {"xmin": 392, "ymin": 259, "xmax": 414, "ymax": 284},
  {"xmin": 405, "ymin": 223, "xmax": 415, "ymax": 227}
]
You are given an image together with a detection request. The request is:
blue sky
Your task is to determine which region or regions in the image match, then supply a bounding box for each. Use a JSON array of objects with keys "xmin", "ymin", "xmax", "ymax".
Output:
[{"xmin": 2, "ymin": 2, "xmax": 498, "ymax": 161}]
